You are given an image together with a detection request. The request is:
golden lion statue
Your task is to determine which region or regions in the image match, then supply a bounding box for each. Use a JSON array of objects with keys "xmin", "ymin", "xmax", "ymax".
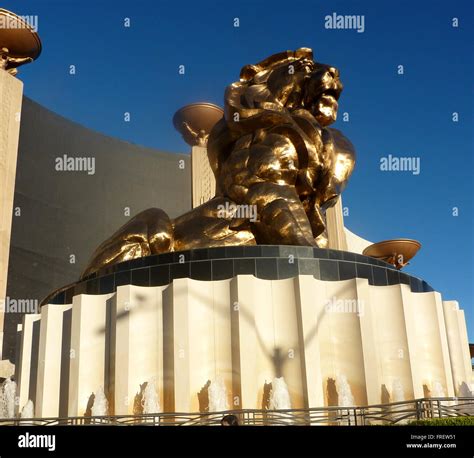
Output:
[{"xmin": 81, "ymin": 48, "xmax": 355, "ymax": 278}]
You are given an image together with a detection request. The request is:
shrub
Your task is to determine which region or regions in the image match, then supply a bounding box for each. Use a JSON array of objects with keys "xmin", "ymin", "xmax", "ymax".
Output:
[{"xmin": 408, "ymin": 417, "xmax": 474, "ymax": 426}]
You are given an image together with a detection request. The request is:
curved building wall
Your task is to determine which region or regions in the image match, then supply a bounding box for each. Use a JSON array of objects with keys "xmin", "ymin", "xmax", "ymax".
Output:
[{"xmin": 4, "ymin": 97, "xmax": 191, "ymax": 360}]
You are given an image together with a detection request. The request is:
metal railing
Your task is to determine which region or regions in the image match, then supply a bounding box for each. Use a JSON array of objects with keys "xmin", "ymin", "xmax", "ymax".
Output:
[{"xmin": 1, "ymin": 397, "xmax": 472, "ymax": 426}]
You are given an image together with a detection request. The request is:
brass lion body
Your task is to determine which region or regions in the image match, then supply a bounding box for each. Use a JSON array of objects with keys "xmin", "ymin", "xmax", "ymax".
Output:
[{"xmin": 81, "ymin": 48, "xmax": 355, "ymax": 278}]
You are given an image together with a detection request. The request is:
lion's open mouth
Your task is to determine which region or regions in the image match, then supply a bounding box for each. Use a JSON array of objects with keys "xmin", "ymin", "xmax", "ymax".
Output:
[
  {"xmin": 301, "ymin": 70, "xmax": 343, "ymax": 125},
  {"xmin": 306, "ymin": 83, "xmax": 341, "ymax": 114},
  {"xmin": 321, "ymin": 88, "xmax": 340, "ymax": 100}
]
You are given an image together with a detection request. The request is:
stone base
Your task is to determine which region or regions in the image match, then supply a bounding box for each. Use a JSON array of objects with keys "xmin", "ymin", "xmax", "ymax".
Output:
[{"xmin": 14, "ymin": 247, "xmax": 473, "ymax": 418}]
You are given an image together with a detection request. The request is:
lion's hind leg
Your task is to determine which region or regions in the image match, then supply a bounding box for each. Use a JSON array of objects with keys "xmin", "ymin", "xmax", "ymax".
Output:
[{"xmin": 81, "ymin": 208, "xmax": 173, "ymax": 279}]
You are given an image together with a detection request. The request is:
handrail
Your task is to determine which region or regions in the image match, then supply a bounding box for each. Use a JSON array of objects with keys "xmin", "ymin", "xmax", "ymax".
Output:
[{"xmin": 1, "ymin": 397, "xmax": 472, "ymax": 426}]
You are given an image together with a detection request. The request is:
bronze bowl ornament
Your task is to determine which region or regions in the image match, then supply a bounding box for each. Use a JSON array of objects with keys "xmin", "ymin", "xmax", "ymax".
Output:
[
  {"xmin": 363, "ymin": 239, "xmax": 421, "ymax": 270},
  {"xmin": 173, "ymin": 103, "xmax": 224, "ymax": 147},
  {"xmin": 0, "ymin": 8, "xmax": 41, "ymax": 75},
  {"xmin": 81, "ymin": 47, "xmax": 356, "ymax": 278}
]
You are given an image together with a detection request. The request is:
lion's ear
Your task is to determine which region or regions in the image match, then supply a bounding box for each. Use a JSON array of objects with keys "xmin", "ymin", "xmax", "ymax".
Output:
[
  {"xmin": 295, "ymin": 47, "xmax": 313, "ymax": 61},
  {"xmin": 240, "ymin": 64, "xmax": 260, "ymax": 81}
]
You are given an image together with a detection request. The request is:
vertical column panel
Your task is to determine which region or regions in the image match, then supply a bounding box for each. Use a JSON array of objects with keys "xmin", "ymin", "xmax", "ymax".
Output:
[
  {"xmin": 369, "ymin": 284, "xmax": 414, "ymax": 402},
  {"xmin": 187, "ymin": 279, "xmax": 215, "ymax": 412},
  {"xmin": 433, "ymin": 294, "xmax": 455, "ymax": 396},
  {"xmin": 404, "ymin": 289, "xmax": 451, "ymax": 397},
  {"xmin": 294, "ymin": 276, "xmax": 325, "ymax": 409},
  {"xmin": 35, "ymin": 304, "xmax": 72, "ymax": 417},
  {"xmin": 68, "ymin": 294, "xmax": 110, "ymax": 416},
  {"xmin": 113, "ymin": 285, "xmax": 164, "ymax": 415},
  {"xmin": 305, "ymin": 279, "xmax": 335, "ymax": 406},
  {"xmin": 324, "ymin": 279, "xmax": 367, "ymax": 405},
  {"xmin": 167, "ymin": 278, "xmax": 191, "ymax": 412},
  {"xmin": 400, "ymin": 284, "xmax": 424, "ymax": 398},
  {"xmin": 326, "ymin": 197, "xmax": 348, "ymax": 250},
  {"xmin": 191, "ymin": 145, "xmax": 215, "ymax": 207},
  {"xmin": 272, "ymin": 278, "xmax": 305, "ymax": 408},
  {"xmin": 253, "ymin": 278, "xmax": 276, "ymax": 408},
  {"xmin": 162, "ymin": 284, "xmax": 175, "ymax": 412},
  {"xmin": 230, "ymin": 275, "xmax": 259, "ymax": 409},
  {"xmin": 453, "ymin": 306, "xmax": 473, "ymax": 393},
  {"xmin": 17, "ymin": 313, "xmax": 41, "ymax": 414},
  {"xmin": 357, "ymin": 279, "xmax": 383, "ymax": 405},
  {"xmin": 442, "ymin": 301, "xmax": 467, "ymax": 395},
  {"xmin": 210, "ymin": 279, "xmax": 233, "ymax": 409}
]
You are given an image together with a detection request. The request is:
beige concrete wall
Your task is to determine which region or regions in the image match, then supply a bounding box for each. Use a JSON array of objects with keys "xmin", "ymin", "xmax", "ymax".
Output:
[
  {"xmin": 113, "ymin": 285, "xmax": 165, "ymax": 415},
  {"xmin": 230, "ymin": 276, "xmax": 259, "ymax": 409},
  {"xmin": 164, "ymin": 278, "xmax": 233, "ymax": 412},
  {"xmin": 456, "ymin": 310, "xmax": 474, "ymax": 392},
  {"xmin": 369, "ymin": 285, "xmax": 414, "ymax": 402},
  {"xmin": 357, "ymin": 278, "xmax": 383, "ymax": 405},
  {"xmin": 443, "ymin": 301, "xmax": 472, "ymax": 395},
  {"xmin": 409, "ymin": 291, "xmax": 454, "ymax": 397},
  {"xmin": 0, "ymin": 70, "xmax": 23, "ymax": 358},
  {"xmin": 35, "ymin": 304, "xmax": 72, "ymax": 417},
  {"xmin": 326, "ymin": 198, "xmax": 348, "ymax": 250},
  {"xmin": 232, "ymin": 276, "xmax": 305, "ymax": 409},
  {"xmin": 14, "ymin": 276, "xmax": 473, "ymax": 417},
  {"xmin": 16, "ymin": 313, "xmax": 41, "ymax": 415},
  {"xmin": 191, "ymin": 145, "xmax": 215, "ymax": 208},
  {"xmin": 68, "ymin": 293, "xmax": 112, "ymax": 416},
  {"xmin": 320, "ymin": 279, "xmax": 367, "ymax": 406},
  {"xmin": 344, "ymin": 228, "xmax": 373, "ymax": 254},
  {"xmin": 294, "ymin": 276, "xmax": 325, "ymax": 408}
]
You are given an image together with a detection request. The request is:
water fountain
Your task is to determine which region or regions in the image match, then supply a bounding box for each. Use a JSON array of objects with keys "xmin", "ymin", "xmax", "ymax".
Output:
[
  {"xmin": 20, "ymin": 400, "xmax": 34, "ymax": 418},
  {"xmin": 389, "ymin": 378, "xmax": 406, "ymax": 423},
  {"xmin": 335, "ymin": 375, "xmax": 354, "ymax": 407},
  {"xmin": 0, "ymin": 377, "xmax": 17, "ymax": 418},
  {"xmin": 392, "ymin": 378, "xmax": 405, "ymax": 402},
  {"xmin": 208, "ymin": 377, "xmax": 228, "ymax": 412},
  {"xmin": 91, "ymin": 387, "xmax": 109, "ymax": 416},
  {"xmin": 141, "ymin": 378, "xmax": 160, "ymax": 414},
  {"xmin": 335, "ymin": 375, "xmax": 355, "ymax": 425},
  {"xmin": 269, "ymin": 377, "xmax": 291, "ymax": 410}
]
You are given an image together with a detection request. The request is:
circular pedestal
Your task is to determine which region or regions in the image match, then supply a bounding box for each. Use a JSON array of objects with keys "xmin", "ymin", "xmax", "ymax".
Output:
[{"xmin": 44, "ymin": 245, "xmax": 433, "ymax": 305}]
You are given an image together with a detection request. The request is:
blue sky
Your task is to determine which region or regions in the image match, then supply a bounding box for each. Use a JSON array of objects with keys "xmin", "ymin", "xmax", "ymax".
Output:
[{"xmin": 5, "ymin": 0, "xmax": 473, "ymax": 339}]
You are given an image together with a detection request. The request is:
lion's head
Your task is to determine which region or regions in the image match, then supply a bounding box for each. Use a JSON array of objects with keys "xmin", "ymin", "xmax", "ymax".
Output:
[
  {"xmin": 208, "ymin": 47, "xmax": 353, "ymax": 203},
  {"xmin": 235, "ymin": 47, "xmax": 342, "ymax": 127}
]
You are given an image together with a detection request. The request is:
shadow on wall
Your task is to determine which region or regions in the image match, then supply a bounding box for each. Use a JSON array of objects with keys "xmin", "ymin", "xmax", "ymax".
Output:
[
  {"xmin": 458, "ymin": 381, "xmax": 472, "ymax": 397},
  {"xmin": 84, "ymin": 392, "xmax": 95, "ymax": 423},
  {"xmin": 423, "ymin": 384, "xmax": 430, "ymax": 398},
  {"xmin": 327, "ymin": 378, "xmax": 338, "ymax": 406},
  {"xmin": 381, "ymin": 384, "xmax": 391, "ymax": 404},
  {"xmin": 262, "ymin": 381, "xmax": 272, "ymax": 410},
  {"xmin": 198, "ymin": 380, "xmax": 211, "ymax": 412}
]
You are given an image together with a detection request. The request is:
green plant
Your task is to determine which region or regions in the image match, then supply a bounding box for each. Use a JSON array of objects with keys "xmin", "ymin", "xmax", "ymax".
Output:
[{"xmin": 408, "ymin": 416, "xmax": 474, "ymax": 426}]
